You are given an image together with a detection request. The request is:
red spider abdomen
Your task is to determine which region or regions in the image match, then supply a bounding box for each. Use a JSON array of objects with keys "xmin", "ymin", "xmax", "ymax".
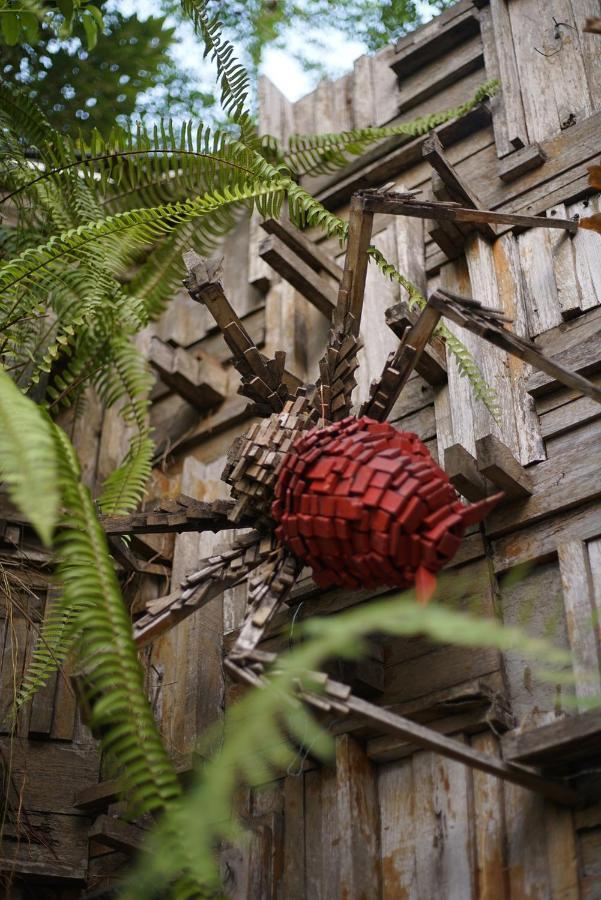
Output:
[{"xmin": 272, "ymin": 416, "xmax": 501, "ymax": 601}]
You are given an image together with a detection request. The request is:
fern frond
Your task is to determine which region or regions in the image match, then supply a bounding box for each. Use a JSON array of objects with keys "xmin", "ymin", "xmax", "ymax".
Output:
[
  {"xmin": 284, "ymin": 80, "xmax": 500, "ymax": 177},
  {"xmin": 180, "ymin": 0, "xmax": 257, "ymax": 145},
  {"xmin": 43, "ymin": 423, "xmax": 181, "ymax": 816},
  {"xmin": 0, "ymin": 370, "xmax": 59, "ymax": 545}
]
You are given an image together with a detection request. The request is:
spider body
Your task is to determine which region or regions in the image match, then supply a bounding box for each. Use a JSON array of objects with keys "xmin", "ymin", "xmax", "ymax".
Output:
[{"xmin": 221, "ymin": 392, "xmax": 501, "ymax": 604}]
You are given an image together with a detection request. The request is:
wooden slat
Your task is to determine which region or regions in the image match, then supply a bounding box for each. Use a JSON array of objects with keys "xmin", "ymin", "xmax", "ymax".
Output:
[
  {"xmin": 471, "ymin": 732, "xmax": 509, "ymax": 900},
  {"xmin": 397, "ymin": 35, "xmax": 484, "ymax": 116},
  {"xmin": 527, "ymin": 314, "xmax": 601, "ymax": 396},
  {"xmin": 475, "ymin": 433, "xmax": 533, "ymax": 499},
  {"xmin": 89, "ymin": 815, "xmax": 147, "ymax": 855},
  {"xmin": 260, "ymin": 218, "xmax": 343, "ymax": 282},
  {"xmin": 558, "ymin": 540, "xmax": 601, "ymax": 709},
  {"xmin": 386, "ymin": 302, "xmax": 447, "ymax": 386},
  {"xmin": 498, "ymin": 143, "xmax": 547, "ymax": 182},
  {"xmin": 283, "ymin": 774, "xmax": 305, "ymax": 899},
  {"xmin": 336, "ymin": 734, "xmax": 382, "ymax": 898},
  {"xmin": 389, "ymin": 4, "xmax": 480, "ymax": 77},
  {"xmin": 258, "ymin": 234, "xmax": 337, "ymax": 318},
  {"xmin": 444, "ymin": 443, "xmax": 489, "ymax": 501},
  {"xmin": 488, "ymin": 0, "xmax": 528, "ymax": 152},
  {"xmin": 502, "ymin": 708, "xmax": 601, "ymax": 768},
  {"xmin": 378, "ymin": 758, "xmax": 417, "ymax": 897}
]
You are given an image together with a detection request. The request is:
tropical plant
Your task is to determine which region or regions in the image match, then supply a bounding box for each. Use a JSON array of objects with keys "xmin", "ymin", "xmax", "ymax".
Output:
[{"xmin": 0, "ymin": 1, "xmax": 508, "ymax": 895}]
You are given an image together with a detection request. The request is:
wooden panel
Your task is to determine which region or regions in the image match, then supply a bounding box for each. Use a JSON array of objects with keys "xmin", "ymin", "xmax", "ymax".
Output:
[
  {"xmin": 397, "ymin": 36, "xmax": 484, "ymax": 116},
  {"xmin": 0, "ymin": 811, "xmax": 90, "ymax": 880}
]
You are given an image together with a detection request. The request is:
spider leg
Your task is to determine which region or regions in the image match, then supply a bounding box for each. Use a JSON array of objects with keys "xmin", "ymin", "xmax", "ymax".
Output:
[
  {"xmin": 182, "ymin": 251, "xmax": 298, "ymax": 416},
  {"xmin": 227, "ymin": 545, "xmax": 301, "ymax": 672},
  {"xmin": 313, "ymin": 196, "xmax": 374, "ymax": 421},
  {"xmin": 360, "ymin": 299, "xmax": 442, "ymax": 421},
  {"xmin": 133, "ymin": 530, "xmax": 277, "ymax": 647}
]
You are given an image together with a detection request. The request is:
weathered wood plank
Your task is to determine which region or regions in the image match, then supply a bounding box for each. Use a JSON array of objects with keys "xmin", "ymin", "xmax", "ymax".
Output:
[
  {"xmin": 378, "ymin": 758, "xmax": 417, "ymax": 898},
  {"xmin": 557, "ymin": 540, "xmax": 601, "ymax": 709},
  {"xmin": 283, "ymin": 774, "xmax": 305, "ymax": 899},
  {"xmin": 397, "ymin": 35, "xmax": 484, "ymax": 116},
  {"xmin": 471, "ymin": 732, "xmax": 508, "ymax": 900},
  {"xmin": 502, "ymin": 707, "xmax": 601, "ymax": 768},
  {"xmin": 335, "ymin": 734, "xmax": 381, "ymax": 899},
  {"xmin": 258, "ymin": 234, "xmax": 337, "ymax": 317},
  {"xmin": 475, "ymin": 433, "xmax": 533, "ymax": 498},
  {"xmin": 89, "ymin": 815, "xmax": 147, "ymax": 855}
]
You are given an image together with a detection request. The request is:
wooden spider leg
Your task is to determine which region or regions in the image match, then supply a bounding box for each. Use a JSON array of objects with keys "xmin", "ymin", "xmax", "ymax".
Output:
[
  {"xmin": 133, "ymin": 530, "xmax": 274, "ymax": 647},
  {"xmin": 182, "ymin": 250, "xmax": 293, "ymax": 415},
  {"xmin": 430, "ymin": 289, "xmax": 601, "ymax": 405},
  {"xmin": 360, "ymin": 300, "xmax": 442, "ymax": 421},
  {"xmin": 227, "ymin": 546, "xmax": 301, "ymax": 672},
  {"xmin": 314, "ymin": 195, "xmax": 374, "ymax": 421}
]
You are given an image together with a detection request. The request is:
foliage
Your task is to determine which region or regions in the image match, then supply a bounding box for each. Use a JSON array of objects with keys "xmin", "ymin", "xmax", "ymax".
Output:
[
  {"xmin": 0, "ymin": 369, "xmax": 58, "ymax": 545},
  {"xmin": 1, "ymin": 7, "xmax": 215, "ymax": 134},
  {"xmin": 0, "ymin": 0, "xmax": 103, "ymax": 49},
  {"xmin": 121, "ymin": 583, "xmax": 573, "ymax": 897}
]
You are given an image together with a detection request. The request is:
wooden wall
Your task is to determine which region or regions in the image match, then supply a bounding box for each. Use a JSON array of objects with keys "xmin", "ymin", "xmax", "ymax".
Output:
[{"xmin": 2, "ymin": 0, "xmax": 601, "ymax": 895}]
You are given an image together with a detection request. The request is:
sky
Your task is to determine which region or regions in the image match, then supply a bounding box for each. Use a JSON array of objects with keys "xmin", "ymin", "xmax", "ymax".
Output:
[
  {"xmin": 112, "ymin": 0, "xmax": 437, "ymax": 104},
  {"xmin": 112, "ymin": 0, "xmax": 365, "ymax": 102}
]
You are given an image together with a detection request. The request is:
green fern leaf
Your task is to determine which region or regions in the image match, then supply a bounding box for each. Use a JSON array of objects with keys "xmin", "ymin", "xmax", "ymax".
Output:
[{"xmin": 0, "ymin": 370, "xmax": 59, "ymax": 545}]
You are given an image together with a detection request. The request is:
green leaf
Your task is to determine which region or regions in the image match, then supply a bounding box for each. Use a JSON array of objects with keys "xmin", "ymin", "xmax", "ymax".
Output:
[
  {"xmin": 57, "ymin": 0, "xmax": 74, "ymax": 21},
  {"xmin": 1, "ymin": 12, "xmax": 21, "ymax": 46},
  {"xmin": 82, "ymin": 12, "xmax": 97, "ymax": 49},
  {"xmin": 85, "ymin": 4, "xmax": 104, "ymax": 31},
  {"xmin": 0, "ymin": 370, "xmax": 59, "ymax": 546},
  {"xmin": 20, "ymin": 12, "xmax": 39, "ymax": 45}
]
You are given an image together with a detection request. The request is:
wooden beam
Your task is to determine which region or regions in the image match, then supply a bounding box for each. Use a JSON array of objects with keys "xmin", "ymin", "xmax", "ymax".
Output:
[
  {"xmin": 444, "ymin": 443, "xmax": 489, "ymax": 501},
  {"xmin": 345, "ymin": 694, "xmax": 582, "ymax": 806},
  {"xmin": 389, "ymin": 4, "xmax": 480, "ymax": 77},
  {"xmin": 358, "ymin": 192, "xmax": 578, "ymax": 233},
  {"xmin": 89, "ymin": 815, "xmax": 147, "ymax": 855},
  {"xmin": 258, "ymin": 233, "xmax": 337, "ymax": 317},
  {"xmin": 498, "ymin": 144, "xmax": 547, "ymax": 183},
  {"xmin": 558, "ymin": 541, "xmax": 601, "ymax": 711},
  {"xmin": 336, "ymin": 194, "xmax": 374, "ymax": 335},
  {"xmin": 260, "ymin": 217, "xmax": 343, "ymax": 281},
  {"xmin": 475, "ymin": 433, "xmax": 533, "ymax": 499},
  {"xmin": 430, "ymin": 289, "xmax": 601, "ymax": 405},
  {"xmin": 148, "ymin": 338, "xmax": 227, "ymax": 412},
  {"xmin": 502, "ymin": 708, "xmax": 601, "ymax": 771}
]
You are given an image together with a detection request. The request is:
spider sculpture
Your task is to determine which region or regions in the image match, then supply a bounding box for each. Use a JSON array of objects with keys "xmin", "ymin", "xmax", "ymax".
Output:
[{"xmin": 133, "ymin": 191, "xmax": 601, "ymax": 680}]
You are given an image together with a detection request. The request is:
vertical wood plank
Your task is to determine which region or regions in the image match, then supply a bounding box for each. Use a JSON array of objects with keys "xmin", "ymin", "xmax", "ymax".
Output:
[
  {"xmin": 412, "ymin": 750, "xmax": 439, "ymax": 897},
  {"xmin": 371, "ymin": 46, "xmax": 401, "ymax": 127},
  {"xmin": 576, "ymin": 0, "xmax": 601, "ymax": 108},
  {"xmin": 517, "ymin": 228, "xmax": 563, "ymax": 336},
  {"xmin": 492, "ymin": 233, "xmax": 546, "ymax": 464},
  {"xmin": 304, "ymin": 769, "xmax": 323, "ymax": 899},
  {"xmin": 431, "ymin": 740, "xmax": 477, "ymax": 899},
  {"xmin": 588, "ymin": 537, "xmax": 601, "ymax": 647},
  {"xmin": 283, "ymin": 774, "xmax": 305, "ymax": 900},
  {"xmin": 465, "ymin": 233, "xmax": 520, "ymax": 457},
  {"xmin": 378, "ymin": 758, "xmax": 417, "ymax": 899},
  {"xmin": 352, "ymin": 54, "xmax": 376, "ymax": 129},
  {"xmin": 331, "ymin": 73, "xmax": 353, "ymax": 133},
  {"xmin": 319, "ymin": 767, "xmax": 340, "ymax": 899},
  {"xmin": 439, "ymin": 258, "xmax": 477, "ymax": 457},
  {"xmin": 504, "ymin": 779, "xmax": 552, "ymax": 899},
  {"xmin": 394, "ymin": 200, "xmax": 426, "ymax": 297},
  {"xmin": 508, "ymin": 0, "xmax": 562, "ymax": 143},
  {"xmin": 336, "ymin": 734, "xmax": 382, "ymax": 900},
  {"xmin": 543, "ymin": 0, "xmax": 592, "ymax": 129},
  {"xmin": 568, "ymin": 195, "xmax": 601, "ymax": 311},
  {"xmin": 545, "ymin": 804, "xmax": 579, "ymax": 899},
  {"xmin": 488, "ymin": 0, "xmax": 528, "ymax": 152},
  {"xmin": 548, "ymin": 203, "xmax": 583, "ymax": 319},
  {"xmin": 356, "ymin": 225, "xmax": 400, "ymax": 403},
  {"xmin": 558, "ymin": 540, "xmax": 601, "ymax": 708},
  {"xmin": 471, "ymin": 732, "xmax": 508, "ymax": 900}
]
